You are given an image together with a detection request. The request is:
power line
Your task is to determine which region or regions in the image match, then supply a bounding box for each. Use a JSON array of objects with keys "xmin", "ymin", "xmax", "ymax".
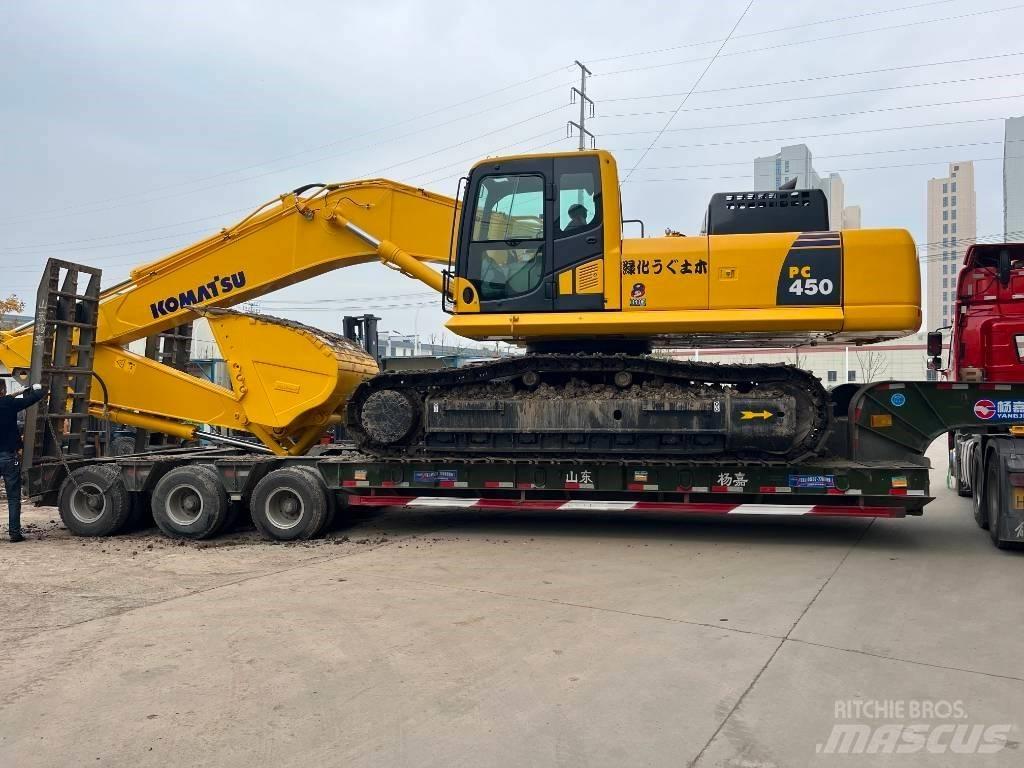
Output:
[
  {"xmin": 596, "ymin": 4, "xmax": 1024, "ymax": 78},
  {"xmin": 5, "ymin": 122, "xmax": 569, "ymax": 268},
  {"xmin": 0, "ymin": 67, "xmax": 576, "ymax": 225},
  {"xmin": 418, "ymin": 136, "xmax": 576, "ymax": 188},
  {"xmin": 400, "ymin": 128, "xmax": 566, "ymax": 185},
  {"xmin": 599, "ymin": 93, "xmax": 1024, "ymax": 138},
  {"xmin": 264, "ymin": 300, "xmax": 439, "ymax": 312},
  {"xmin": 0, "ymin": 103, "xmax": 572, "ymax": 227},
  {"xmin": 601, "ymin": 53, "xmax": 1024, "ymax": 103},
  {"xmin": 622, "ymin": 0, "xmax": 756, "ymax": 182},
  {"xmin": 623, "ymin": 155, "xmax": 1008, "ymax": 184},
  {"xmin": 588, "ymin": 0, "xmax": 955, "ymax": 64},
  {"xmin": 599, "ymin": 71, "xmax": 1024, "ymax": 121},
  {"xmin": 3, "ymin": 127, "xmax": 566, "ymax": 255},
  {"xmin": 632, "ymin": 139, "xmax": 1010, "ymax": 173},
  {"xmin": 605, "ymin": 118, "xmax": 1006, "ymax": 153},
  {"xmin": 260, "ymin": 291, "xmax": 437, "ymax": 305},
  {"xmin": 1, "ymin": 225, "xmax": 226, "ymax": 255},
  {"xmin": 0, "ymin": 206, "xmax": 254, "ymax": 252}
]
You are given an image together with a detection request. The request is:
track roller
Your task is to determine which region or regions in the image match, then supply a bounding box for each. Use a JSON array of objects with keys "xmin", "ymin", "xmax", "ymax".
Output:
[
  {"xmin": 58, "ymin": 464, "xmax": 132, "ymax": 537},
  {"xmin": 151, "ymin": 465, "xmax": 229, "ymax": 540}
]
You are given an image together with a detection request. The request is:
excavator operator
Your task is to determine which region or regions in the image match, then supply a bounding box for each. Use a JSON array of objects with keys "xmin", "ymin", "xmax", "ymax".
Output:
[{"xmin": 564, "ymin": 203, "xmax": 589, "ymax": 231}]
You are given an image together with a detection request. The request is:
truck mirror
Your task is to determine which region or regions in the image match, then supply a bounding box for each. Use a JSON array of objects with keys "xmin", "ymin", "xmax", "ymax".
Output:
[
  {"xmin": 927, "ymin": 355, "xmax": 943, "ymax": 371},
  {"xmin": 926, "ymin": 332, "xmax": 943, "ymax": 357}
]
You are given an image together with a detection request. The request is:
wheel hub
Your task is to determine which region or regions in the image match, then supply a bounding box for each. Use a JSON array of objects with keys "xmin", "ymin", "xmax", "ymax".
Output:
[
  {"xmin": 166, "ymin": 484, "xmax": 204, "ymax": 527},
  {"xmin": 70, "ymin": 483, "xmax": 106, "ymax": 524},
  {"xmin": 265, "ymin": 488, "xmax": 304, "ymax": 530}
]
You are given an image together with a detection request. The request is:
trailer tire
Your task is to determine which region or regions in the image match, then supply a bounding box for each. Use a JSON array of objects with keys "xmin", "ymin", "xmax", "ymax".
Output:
[
  {"xmin": 58, "ymin": 464, "xmax": 132, "ymax": 537},
  {"xmin": 986, "ymin": 456, "xmax": 1011, "ymax": 550},
  {"xmin": 151, "ymin": 465, "xmax": 228, "ymax": 540},
  {"xmin": 296, "ymin": 466, "xmax": 336, "ymax": 535},
  {"xmin": 250, "ymin": 467, "xmax": 328, "ymax": 541},
  {"xmin": 972, "ymin": 452, "xmax": 988, "ymax": 530}
]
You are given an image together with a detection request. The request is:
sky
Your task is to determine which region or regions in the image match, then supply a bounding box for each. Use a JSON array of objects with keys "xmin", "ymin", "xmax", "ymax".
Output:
[{"xmin": 2, "ymin": 0, "xmax": 1022, "ymax": 342}]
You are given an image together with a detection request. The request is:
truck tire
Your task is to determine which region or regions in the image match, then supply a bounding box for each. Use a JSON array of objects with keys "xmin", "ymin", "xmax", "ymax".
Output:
[
  {"xmin": 955, "ymin": 452, "xmax": 972, "ymax": 497},
  {"xmin": 109, "ymin": 436, "xmax": 137, "ymax": 457},
  {"xmin": 972, "ymin": 452, "xmax": 988, "ymax": 530},
  {"xmin": 58, "ymin": 464, "xmax": 132, "ymax": 537},
  {"xmin": 986, "ymin": 456, "xmax": 1011, "ymax": 550},
  {"xmin": 250, "ymin": 467, "xmax": 328, "ymax": 541},
  {"xmin": 296, "ymin": 466, "xmax": 336, "ymax": 535},
  {"xmin": 151, "ymin": 465, "xmax": 228, "ymax": 540}
]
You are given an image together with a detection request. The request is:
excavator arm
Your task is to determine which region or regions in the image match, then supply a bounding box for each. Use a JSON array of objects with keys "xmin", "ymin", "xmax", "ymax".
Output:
[{"xmin": 0, "ymin": 180, "xmax": 460, "ymax": 455}]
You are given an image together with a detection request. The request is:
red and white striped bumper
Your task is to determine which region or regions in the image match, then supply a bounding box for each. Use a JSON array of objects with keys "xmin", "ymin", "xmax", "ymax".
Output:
[{"xmin": 343, "ymin": 495, "xmax": 906, "ymax": 518}]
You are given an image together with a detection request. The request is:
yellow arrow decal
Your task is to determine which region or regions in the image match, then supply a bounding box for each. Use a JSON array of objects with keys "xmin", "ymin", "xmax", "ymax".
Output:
[{"xmin": 740, "ymin": 410, "xmax": 773, "ymax": 420}]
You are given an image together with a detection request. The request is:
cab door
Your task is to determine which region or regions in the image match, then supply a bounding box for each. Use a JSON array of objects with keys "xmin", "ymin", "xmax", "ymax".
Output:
[
  {"xmin": 552, "ymin": 155, "xmax": 605, "ymax": 311},
  {"xmin": 457, "ymin": 158, "xmax": 554, "ymax": 313}
]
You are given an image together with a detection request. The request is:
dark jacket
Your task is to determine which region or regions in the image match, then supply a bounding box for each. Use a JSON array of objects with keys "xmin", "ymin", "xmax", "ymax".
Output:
[{"xmin": 0, "ymin": 388, "xmax": 45, "ymax": 454}]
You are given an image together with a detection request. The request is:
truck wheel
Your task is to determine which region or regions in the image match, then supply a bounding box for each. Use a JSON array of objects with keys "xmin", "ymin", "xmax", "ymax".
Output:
[
  {"xmin": 58, "ymin": 464, "xmax": 132, "ymax": 537},
  {"xmin": 250, "ymin": 467, "xmax": 328, "ymax": 541},
  {"xmin": 296, "ymin": 466, "xmax": 336, "ymax": 535},
  {"xmin": 972, "ymin": 452, "xmax": 988, "ymax": 529},
  {"xmin": 109, "ymin": 436, "xmax": 137, "ymax": 457},
  {"xmin": 986, "ymin": 458, "xmax": 1010, "ymax": 550},
  {"xmin": 151, "ymin": 465, "xmax": 228, "ymax": 540}
]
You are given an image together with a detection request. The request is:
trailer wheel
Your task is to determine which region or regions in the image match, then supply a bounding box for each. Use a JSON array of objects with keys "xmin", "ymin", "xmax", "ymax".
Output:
[
  {"xmin": 250, "ymin": 467, "xmax": 328, "ymax": 541},
  {"xmin": 986, "ymin": 457, "xmax": 1010, "ymax": 550},
  {"xmin": 58, "ymin": 464, "xmax": 132, "ymax": 537},
  {"xmin": 151, "ymin": 465, "xmax": 228, "ymax": 540},
  {"xmin": 972, "ymin": 452, "xmax": 988, "ymax": 530}
]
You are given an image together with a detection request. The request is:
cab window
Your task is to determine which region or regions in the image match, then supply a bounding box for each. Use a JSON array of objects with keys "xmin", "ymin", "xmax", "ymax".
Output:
[
  {"xmin": 467, "ymin": 174, "xmax": 545, "ymax": 301},
  {"xmin": 556, "ymin": 165, "xmax": 601, "ymax": 237}
]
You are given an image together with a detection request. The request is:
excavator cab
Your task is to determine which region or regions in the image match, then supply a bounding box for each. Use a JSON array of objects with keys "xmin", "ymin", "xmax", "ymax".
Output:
[{"xmin": 451, "ymin": 152, "xmax": 609, "ymax": 315}]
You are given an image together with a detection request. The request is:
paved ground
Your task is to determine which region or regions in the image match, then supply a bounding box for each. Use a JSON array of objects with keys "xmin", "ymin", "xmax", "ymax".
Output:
[{"xmin": 1, "ymin": 440, "xmax": 1021, "ymax": 767}]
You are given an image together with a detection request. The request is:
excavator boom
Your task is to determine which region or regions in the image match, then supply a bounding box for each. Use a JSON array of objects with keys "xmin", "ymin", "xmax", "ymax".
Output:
[{"xmin": 1, "ymin": 180, "xmax": 458, "ymax": 454}]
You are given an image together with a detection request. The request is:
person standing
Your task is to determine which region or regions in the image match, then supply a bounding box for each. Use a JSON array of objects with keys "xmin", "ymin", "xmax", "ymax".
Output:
[{"xmin": 0, "ymin": 380, "xmax": 45, "ymax": 542}]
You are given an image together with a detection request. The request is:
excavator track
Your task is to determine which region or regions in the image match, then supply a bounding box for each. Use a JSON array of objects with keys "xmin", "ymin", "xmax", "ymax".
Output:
[{"xmin": 346, "ymin": 355, "xmax": 831, "ymax": 464}]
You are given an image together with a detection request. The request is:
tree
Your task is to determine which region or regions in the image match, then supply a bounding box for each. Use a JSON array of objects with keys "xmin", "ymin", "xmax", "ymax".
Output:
[
  {"xmin": 0, "ymin": 294, "xmax": 25, "ymax": 329},
  {"xmin": 855, "ymin": 349, "xmax": 889, "ymax": 382}
]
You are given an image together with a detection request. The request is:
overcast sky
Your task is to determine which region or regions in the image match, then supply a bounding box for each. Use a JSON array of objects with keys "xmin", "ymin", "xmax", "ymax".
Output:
[{"xmin": 2, "ymin": 0, "xmax": 1022, "ymax": 340}]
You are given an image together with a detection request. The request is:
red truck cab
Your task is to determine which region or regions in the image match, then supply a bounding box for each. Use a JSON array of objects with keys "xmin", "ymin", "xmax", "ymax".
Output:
[{"xmin": 929, "ymin": 243, "xmax": 1024, "ymax": 382}]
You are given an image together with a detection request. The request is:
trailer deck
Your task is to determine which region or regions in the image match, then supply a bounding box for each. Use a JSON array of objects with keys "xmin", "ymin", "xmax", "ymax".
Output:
[{"xmin": 30, "ymin": 447, "xmax": 931, "ymax": 523}]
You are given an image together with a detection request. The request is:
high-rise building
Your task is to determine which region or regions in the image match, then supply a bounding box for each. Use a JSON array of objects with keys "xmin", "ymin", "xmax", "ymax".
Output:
[
  {"xmin": 842, "ymin": 205, "xmax": 862, "ymax": 229},
  {"xmin": 821, "ymin": 172, "xmax": 845, "ymax": 230},
  {"xmin": 753, "ymin": 144, "xmax": 853, "ymax": 230},
  {"xmin": 925, "ymin": 161, "xmax": 977, "ymax": 330},
  {"xmin": 1004, "ymin": 116, "xmax": 1024, "ymax": 240}
]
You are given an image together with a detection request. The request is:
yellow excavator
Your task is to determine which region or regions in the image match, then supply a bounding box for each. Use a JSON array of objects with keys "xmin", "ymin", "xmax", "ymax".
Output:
[{"xmin": 0, "ymin": 149, "xmax": 920, "ymax": 461}]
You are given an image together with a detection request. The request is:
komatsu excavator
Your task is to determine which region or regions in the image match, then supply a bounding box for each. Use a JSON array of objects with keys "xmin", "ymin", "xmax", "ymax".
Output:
[{"xmin": 0, "ymin": 149, "xmax": 920, "ymax": 461}]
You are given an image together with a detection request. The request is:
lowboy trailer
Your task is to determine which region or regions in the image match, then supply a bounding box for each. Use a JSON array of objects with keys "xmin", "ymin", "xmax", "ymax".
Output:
[{"xmin": 25, "ymin": 379, "xmax": 1024, "ymax": 545}]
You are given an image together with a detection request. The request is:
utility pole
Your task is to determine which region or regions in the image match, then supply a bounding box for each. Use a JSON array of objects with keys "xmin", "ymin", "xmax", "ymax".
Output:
[{"xmin": 567, "ymin": 60, "xmax": 594, "ymax": 151}]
